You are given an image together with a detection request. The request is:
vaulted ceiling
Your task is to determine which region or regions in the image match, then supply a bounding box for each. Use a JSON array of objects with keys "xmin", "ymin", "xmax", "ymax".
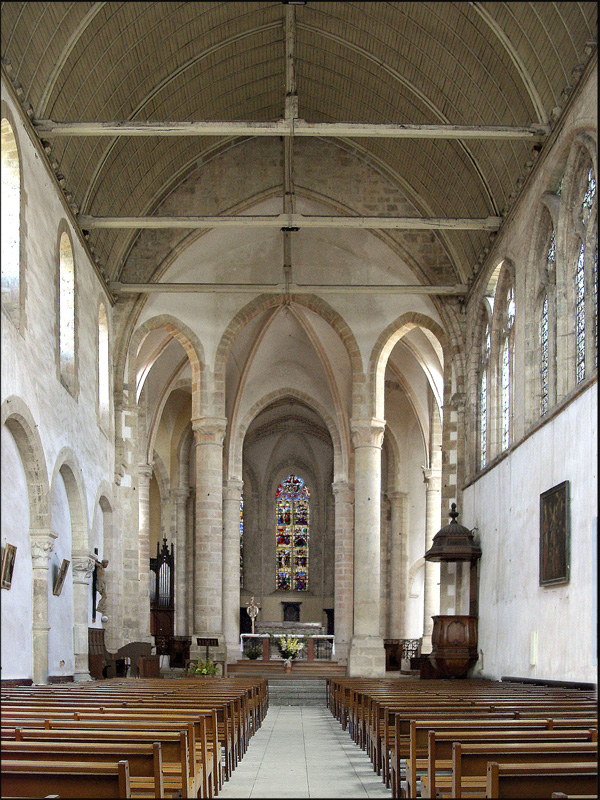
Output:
[{"xmin": 1, "ymin": 2, "xmax": 597, "ymax": 287}]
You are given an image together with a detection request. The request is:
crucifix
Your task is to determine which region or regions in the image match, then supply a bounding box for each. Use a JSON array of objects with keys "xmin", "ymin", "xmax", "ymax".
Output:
[{"xmin": 246, "ymin": 596, "xmax": 260, "ymax": 634}]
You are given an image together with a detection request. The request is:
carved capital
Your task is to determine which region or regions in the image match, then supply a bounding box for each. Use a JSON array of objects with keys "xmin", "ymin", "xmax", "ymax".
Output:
[
  {"xmin": 422, "ymin": 466, "xmax": 442, "ymax": 485},
  {"xmin": 332, "ymin": 481, "xmax": 354, "ymax": 505},
  {"xmin": 138, "ymin": 462, "xmax": 153, "ymax": 480},
  {"xmin": 223, "ymin": 479, "xmax": 244, "ymax": 503},
  {"xmin": 30, "ymin": 530, "xmax": 57, "ymax": 569},
  {"xmin": 450, "ymin": 392, "xmax": 466, "ymax": 412},
  {"xmin": 192, "ymin": 416, "xmax": 227, "ymax": 446},
  {"xmin": 387, "ymin": 490, "xmax": 408, "ymax": 504},
  {"xmin": 172, "ymin": 487, "xmax": 191, "ymax": 503},
  {"xmin": 71, "ymin": 553, "xmax": 95, "ymax": 584},
  {"xmin": 350, "ymin": 418, "xmax": 386, "ymax": 449}
]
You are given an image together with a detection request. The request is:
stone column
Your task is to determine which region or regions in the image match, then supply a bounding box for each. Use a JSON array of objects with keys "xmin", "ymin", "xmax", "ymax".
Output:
[
  {"xmin": 348, "ymin": 418, "xmax": 386, "ymax": 677},
  {"xmin": 173, "ymin": 488, "xmax": 190, "ymax": 636},
  {"xmin": 137, "ymin": 463, "xmax": 153, "ymax": 639},
  {"xmin": 332, "ymin": 481, "xmax": 354, "ymax": 664},
  {"xmin": 421, "ymin": 466, "xmax": 442, "ymax": 653},
  {"xmin": 30, "ymin": 530, "xmax": 57, "ymax": 684},
  {"xmin": 71, "ymin": 551, "xmax": 94, "ymax": 681},
  {"xmin": 223, "ymin": 479, "xmax": 244, "ymax": 663},
  {"xmin": 388, "ymin": 491, "xmax": 408, "ymax": 639},
  {"xmin": 192, "ymin": 416, "xmax": 227, "ymax": 659}
]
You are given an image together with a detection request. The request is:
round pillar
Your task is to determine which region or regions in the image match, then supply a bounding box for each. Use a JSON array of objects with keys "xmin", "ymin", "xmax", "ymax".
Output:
[
  {"xmin": 223, "ymin": 479, "xmax": 243, "ymax": 663},
  {"xmin": 348, "ymin": 418, "xmax": 386, "ymax": 677},
  {"xmin": 332, "ymin": 481, "xmax": 354, "ymax": 664},
  {"xmin": 71, "ymin": 551, "xmax": 94, "ymax": 681}
]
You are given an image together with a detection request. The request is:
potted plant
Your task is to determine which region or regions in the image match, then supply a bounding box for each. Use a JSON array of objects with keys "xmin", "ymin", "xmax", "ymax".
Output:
[
  {"xmin": 187, "ymin": 658, "xmax": 220, "ymax": 676},
  {"xmin": 246, "ymin": 643, "xmax": 262, "ymax": 660}
]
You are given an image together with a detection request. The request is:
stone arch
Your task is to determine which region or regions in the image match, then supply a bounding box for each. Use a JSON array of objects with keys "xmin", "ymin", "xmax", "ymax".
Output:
[
  {"xmin": 467, "ymin": 301, "xmax": 493, "ymax": 476},
  {"xmin": 213, "ymin": 293, "xmax": 365, "ymax": 417},
  {"xmin": 369, "ymin": 312, "xmax": 448, "ymax": 421},
  {"xmin": 49, "ymin": 447, "xmax": 89, "ymax": 553},
  {"xmin": 126, "ymin": 314, "xmax": 207, "ymax": 419},
  {"xmin": 382, "ymin": 424, "xmax": 400, "ymax": 493},
  {"xmin": 1, "ymin": 396, "xmax": 50, "ymax": 531},
  {"xmin": 230, "ymin": 388, "xmax": 344, "ymax": 484}
]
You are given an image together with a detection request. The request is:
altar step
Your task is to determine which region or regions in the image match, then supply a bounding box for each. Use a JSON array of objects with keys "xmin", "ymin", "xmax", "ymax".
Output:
[
  {"xmin": 228, "ymin": 659, "xmax": 346, "ymax": 679},
  {"xmin": 267, "ymin": 678, "xmax": 327, "ymax": 706}
]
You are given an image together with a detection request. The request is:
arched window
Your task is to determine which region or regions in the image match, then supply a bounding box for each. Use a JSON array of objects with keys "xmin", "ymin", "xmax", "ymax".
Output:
[
  {"xmin": 573, "ymin": 163, "xmax": 596, "ymax": 383},
  {"xmin": 500, "ymin": 285, "xmax": 515, "ymax": 450},
  {"xmin": 479, "ymin": 322, "xmax": 490, "ymax": 468},
  {"xmin": 276, "ymin": 474, "xmax": 309, "ymax": 591},
  {"xmin": 540, "ymin": 294, "xmax": 549, "ymax": 416},
  {"xmin": 1, "ymin": 116, "xmax": 21, "ymax": 324},
  {"xmin": 59, "ymin": 231, "xmax": 76, "ymax": 392},
  {"xmin": 98, "ymin": 302, "xmax": 109, "ymax": 425}
]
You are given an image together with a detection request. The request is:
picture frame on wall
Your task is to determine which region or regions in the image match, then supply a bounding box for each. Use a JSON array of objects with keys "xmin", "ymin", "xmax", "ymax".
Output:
[
  {"xmin": 53, "ymin": 559, "xmax": 70, "ymax": 596},
  {"xmin": 1, "ymin": 543, "xmax": 17, "ymax": 589},
  {"xmin": 540, "ymin": 480, "xmax": 570, "ymax": 586}
]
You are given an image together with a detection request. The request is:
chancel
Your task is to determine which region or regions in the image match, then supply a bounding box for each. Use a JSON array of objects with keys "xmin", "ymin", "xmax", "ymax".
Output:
[{"xmin": 1, "ymin": 3, "xmax": 597, "ymax": 798}]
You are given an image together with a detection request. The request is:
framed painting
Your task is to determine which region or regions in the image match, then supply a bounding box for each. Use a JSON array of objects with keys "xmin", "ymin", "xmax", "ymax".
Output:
[
  {"xmin": 539, "ymin": 480, "xmax": 570, "ymax": 586},
  {"xmin": 1, "ymin": 543, "xmax": 17, "ymax": 589},
  {"xmin": 53, "ymin": 559, "xmax": 70, "ymax": 596}
]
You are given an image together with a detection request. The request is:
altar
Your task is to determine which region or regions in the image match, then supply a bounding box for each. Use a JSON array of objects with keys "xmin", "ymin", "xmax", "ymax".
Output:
[{"xmin": 256, "ymin": 621, "xmax": 324, "ymax": 636}]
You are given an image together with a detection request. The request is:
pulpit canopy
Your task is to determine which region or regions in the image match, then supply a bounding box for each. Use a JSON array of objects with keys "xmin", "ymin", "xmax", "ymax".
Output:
[{"xmin": 425, "ymin": 503, "xmax": 481, "ymax": 562}]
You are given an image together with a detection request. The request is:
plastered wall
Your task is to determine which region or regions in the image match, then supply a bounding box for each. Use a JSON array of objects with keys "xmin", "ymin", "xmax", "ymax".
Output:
[{"xmin": 463, "ymin": 383, "xmax": 597, "ymax": 683}]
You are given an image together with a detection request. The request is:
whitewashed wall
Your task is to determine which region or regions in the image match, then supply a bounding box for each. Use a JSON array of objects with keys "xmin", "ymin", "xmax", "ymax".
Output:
[
  {"xmin": 48, "ymin": 472, "xmax": 74, "ymax": 677},
  {"xmin": 1, "ymin": 426, "xmax": 33, "ymax": 680},
  {"xmin": 1, "ymin": 78, "xmax": 114, "ymax": 681},
  {"xmin": 463, "ymin": 383, "xmax": 597, "ymax": 683}
]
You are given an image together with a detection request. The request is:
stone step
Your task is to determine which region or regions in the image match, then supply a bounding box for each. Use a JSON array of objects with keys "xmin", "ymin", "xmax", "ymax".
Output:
[{"xmin": 267, "ymin": 678, "xmax": 328, "ymax": 706}]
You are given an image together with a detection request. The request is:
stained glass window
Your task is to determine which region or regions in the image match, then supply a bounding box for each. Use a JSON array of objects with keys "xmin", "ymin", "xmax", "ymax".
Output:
[
  {"xmin": 581, "ymin": 167, "xmax": 596, "ymax": 225},
  {"xmin": 239, "ymin": 492, "xmax": 244, "ymax": 589},
  {"xmin": 276, "ymin": 474, "xmax": 309, "ymax": 591},
  {"xmin": 479, "ymin": 370, "xmax": 487, "ymax": 468},
  {"xmin": 575, "ymin": 241, "xmax": 586, "ymax": 383},
  {"xmin": 540, "ymin": 295, "xmax": 549, "ymax": 416},
  {"xmin": 501, "ymin": 338, "xmax": 511, "ymax": 449},
  {"xmin": 479, "ymin": 323, "xmax": 490, "ymax": 469},
  {"xmin": 547, "ymin": 229, "xmax": 556, "ymax": 266},
  {"xmin": 501, "ymin": 286, "xmax": 514, "ymax": 451},
  {"xmin": 59, "ymin": 231, "xmax": 76, "ymax": 392},
  {"xmin": 594, "ymin": 232, "xmax": 598, "ymax": 368}
]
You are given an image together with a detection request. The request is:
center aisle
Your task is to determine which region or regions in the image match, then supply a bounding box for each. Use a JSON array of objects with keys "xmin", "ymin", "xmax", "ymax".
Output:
[{"xmin": 218, "ymin": 705, "xmax": 392, "ymax": 799}]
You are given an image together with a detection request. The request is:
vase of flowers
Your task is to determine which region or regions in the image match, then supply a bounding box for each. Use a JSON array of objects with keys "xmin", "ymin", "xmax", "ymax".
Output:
[{"xmin": 276, "ymin": 634, "xmax": 304, "ymax": 669}]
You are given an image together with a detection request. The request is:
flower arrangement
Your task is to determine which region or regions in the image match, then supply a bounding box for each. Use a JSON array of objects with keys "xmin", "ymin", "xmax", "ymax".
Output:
[
  {"xmin": 275, "ymin": 634, "xmax": 304, "ymax": 660},
  {"xmin": 187, "ymin": 658, "xmax": 219, "ymax": 676},
  {"xmin": 245, "ymin": 643, "xmax": 262, "ymax": 660}
]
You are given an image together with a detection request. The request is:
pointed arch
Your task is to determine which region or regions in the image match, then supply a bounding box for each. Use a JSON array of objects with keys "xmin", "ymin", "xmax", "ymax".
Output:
[
  {"xmin": 230, "ymin": 388, "xmax": 344, "ymax": 484},
  {"xmin": 213, "ymin": 293, "xmax": 365, "ymax": 417},
  {"xmin": 126, "ymin": 314, "xmax": 206, "ymax": 420},
  {"xmin": 369, "ymin": 312, "xmax": 448, "ymax": 421}
]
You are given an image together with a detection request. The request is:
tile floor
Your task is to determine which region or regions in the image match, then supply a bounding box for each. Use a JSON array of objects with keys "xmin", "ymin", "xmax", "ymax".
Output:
[{"xmin": 218, "ymin": 706, "xmax": 392, "ymax": 798}]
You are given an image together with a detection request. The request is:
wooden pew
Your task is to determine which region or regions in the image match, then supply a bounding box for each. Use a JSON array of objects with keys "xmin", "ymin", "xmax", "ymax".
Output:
[
  {"xmin": 9, "ymin": 726, "xmax": 191, "ymax": 798},
  {"xmin": 1, "ymin": 740, "xmax": 163, "ymax": 798},
  {"xmin": 447, "ymin": 741, "xmax": 598, "ymax": 798},
  {"xmin": 1, "ymin": 759, "xmax": 131, "ymax": 798},
  {"xmin": 486, "ymin": 761, "xmax": 598, "ymax": 799}
]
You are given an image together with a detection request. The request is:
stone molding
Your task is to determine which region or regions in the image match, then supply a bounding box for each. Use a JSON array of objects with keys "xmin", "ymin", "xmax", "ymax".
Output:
[
  {"xmin": 422, "ymin": 466, "xmax": 442, "ymax": 484},
  {"xmin": 192, "ymin": 416, "xmax": 227, "ymax": 446},
  {"xmin": 350, "ymin": 418, "xmax": 386, "ymax": 449}
]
